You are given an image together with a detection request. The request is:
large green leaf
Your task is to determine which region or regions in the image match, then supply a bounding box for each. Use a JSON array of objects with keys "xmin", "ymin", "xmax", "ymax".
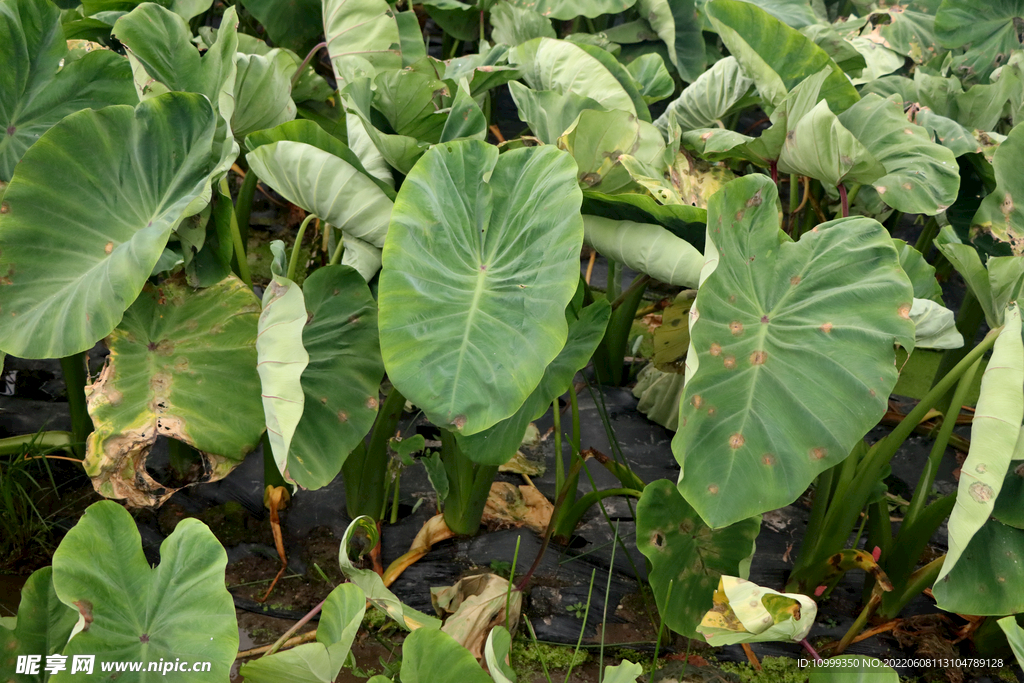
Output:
[
  {"xmin": 84, "ymin": 276, "xmax": 263, "ymax": 506},
  {"xmin": 456, "ymin": 299, "xmax": 611, "ymax": 465},
  {"xmin": 938, "ymin": 304, "xmax": 1023, "ymax": 582},
  {"xmin": 635, "ymin": 0, "xmax": 705, "ymax": 81},
  {"xmin": 324, "ymin": 0, "xmax": 402, "ymax": 86},
  {"xmin": 635, "ymin": 480, "xmax": 760, "ymax": 638},
  {"xmin": 0, "ymin": 0, "xmax": 136, "ymax": 181},
  {"xmin": 935, "ymin": 0, "xmax": 1024, "ymax": 84},
  {"xmin": 239, "ymin": 583, "xmax": 366, "ymax": 683},
  {"xmin": 509, "ymin": 37, "xmax": 639, "ymax": 116},
  {"xmin": 583, "ymin": 216, "xmax": 704, "ymax": 287},
  {"xmin": 288, "ymin": 264, "xmax": 385, "ymax": 489},
  {"xmin": 400, "ymin": 628, "xmax": 492, "ymax": 683},
  {"xmin": 581, "ymin": 190, "xmax": 707, "ymax": 250},
  {"xmin": 0, "ymin": 93, "xmax": 216, "ymax": 359},
  {"xmin": 705, "ymin": 0, "xmax": 859, "ymax": 112},
  {"xmin": 933, "ymin": 517, "xmax": 1024, "ymax": 614},
  {"xmin": 503, "ymin": 0, "xmax": 637, "ymax": 20},
  {"xmin": 51, "ymin": 501, "xmax": 237, "ymax": 681},
  {"xmin": 653, "ymin": 57, "xmax": 754, "ymax": 134},
  {"xmin": 0, "ymin": 568, "xmax": 77, "ymax": 683},
  {"xmin": 674, "ymin": 175, "xmax": 915, "ymax": 528},
  {"xmin": 247, "ymin": 141, "xmax": 393, "ymax": 248},
  {"xmin": 238, "ymin": 0, "xmax": 322, "ymax": 53},
  {"xmin": 378, "ymin": 140, "xmax": 583, "ymax": 435},
  {"xmin": 627, "ymin": 53, "xmax": 675, "ymax": 104},
  {"xmin": 972, "ymin": 121, "xmax": 1024, "ymax": 253}
]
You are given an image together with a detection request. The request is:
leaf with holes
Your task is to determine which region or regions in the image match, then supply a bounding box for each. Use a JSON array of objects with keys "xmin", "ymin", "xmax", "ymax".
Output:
[
  {"xmin": 635, "ymin": 479, "xmax": 760, "ymax": 639},
  {"xmin": 0, "ymin": 0, "xmax": 136, "ymax": 181},
  {"xmin": 84, "ymin": 275, "xmax": 263, "ymax": 507},
  {"xmin": 674, "ymin": 175, "xmax": 915, "ymax": 528},
  {"xmin": 971, "ymin": 122, "xmax": 1024, "ymax": 254},
  {"xmin": 51, "ymin": 501, "xmax": 238, "ymax": 681},
  {"xmin": 378, "ymin": 140, "xmax": 583, "ymax": 435},
  {"xmin": 697, "ymin": 576, "xmax": 817, "ymax": 645},
  {"xmin": 0, "ymin": 93, "xmax": 217, "ymax": 359},
  {"xmin": 938, "ymin": 304, "xmax": 1023, "ymax": 583}
]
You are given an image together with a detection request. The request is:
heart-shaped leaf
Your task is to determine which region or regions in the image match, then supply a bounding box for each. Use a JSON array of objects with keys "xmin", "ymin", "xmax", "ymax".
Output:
[
  {"xmin": 231, "ymin": 50, "xmax": 296, "ymax": 139},
  {"xmin": 85, "ymin": 275, "xmax": 263, "ymax": 507},
  {"xmin": 378, "ymin": 140, "xmax": 583, "ymax": 435},
  {"xmin": 490, "ymin": 2, "xmax": 555, "ymax": 46},
  {"xmin": 674, "ymin": 175, "xmax": 915, "ymax": 528},
  {"xmin": 51, "ymin": 501, "xmax": 238, "ymax": 681},
  {"xmin": 0, "ymin": 0, "xmax": 137, "ymax": 181},
  {"xmin": 0, "ymin": 92, "xmax": 217, "ymax": 359},
  {"xmin": 636, "ymin": 479, "xmax": 760, "ymax": 638}
]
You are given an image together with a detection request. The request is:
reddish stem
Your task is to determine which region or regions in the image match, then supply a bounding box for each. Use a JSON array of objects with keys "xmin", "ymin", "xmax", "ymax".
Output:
[
  {"xmin": 770, "ymin": 160, "xmax": 779, "ymax": 185},
  {"xmin": 800, "ymin": 638, "xmax": 823, "ymax": 662},
  {"xmin": 838, "ymin": 183, "xmax": 849, "ymax": 218}
]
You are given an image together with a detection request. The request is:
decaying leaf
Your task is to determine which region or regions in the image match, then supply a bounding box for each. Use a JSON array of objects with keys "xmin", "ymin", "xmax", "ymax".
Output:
[
  {"xmin": 84, "ymin": 275, "xmax": 264, "ymax": 507},
  {"xmin": 482, "ymin": 481, "xmax": 554, "ymax": 534},
  {"xmin": 431, "ymin": 573, "xmax": 522, "ymax": 660},
  {"xmin": 697, "ymin": 576, "xmax": 817, "ymax": 646}
]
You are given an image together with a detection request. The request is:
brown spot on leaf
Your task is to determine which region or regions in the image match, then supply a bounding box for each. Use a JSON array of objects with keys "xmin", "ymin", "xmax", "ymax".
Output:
[
  {"xmin": 820, "ymin": 322, "xmax": 833, "ymax": 333},
  {"xmin": 74, "ymin": 600, "xmax": 94, "ymax": 630},
  {"xmin": 707, "ymin": 484, "xmax": 719, "ymax": 495},
  {"xmin": 968, "ymin": 482, "xmax": 994, "ymax": 502},
  {"xmin": 104, "ymin": 241, "xmax": 114, "ymax": 254},
  {"xmin": 735, "ymin": 210, "xmax": 745, "ymax": 221},
  {"xmin": 0, "ymin": 202, "xmax": 8, "ymax": 214},
  {"xmin": 746, "ymin": 191, "xmax": 763, "ymax": 207},
  {"xmin": 651, "ymin": 532, "xmax": 664, "ymax": 548},
  {"xmin": 366, "ymin": 396, "xmax": 378, "ymax": 410},
  {"xmin": 750, "ymin": 350, "xmax": 767, "ymax": 365},
  {"xmin": 710, "ymin": 343, "xmax": 722, "ymax": 356},
  {"xmin": 790, "ymin": 275, "xmax": 801, "ymax": 285},
  {"xmin": 320, "ymin": 397, "xmax": 328, "ymax": 405},
  {"xmin": 451, "ymin": 415, "xmax": 467, "ymax": 430},
  {"xmin": 723, "ymin": 356, "xmax": 737, "ymax": 369},
  {"xmin": 762, "ymin": 454, "xmax": 775, "ymax": 466},
  {"xmin": 729, "ymin": 321, "xmax": 744, "ymax": 336},
  {"xmin": 707, "ymin": 407, "xmax": 717, "ymax": 416},
  {"xmin": 729, "ymin": 433, "xmax": 745, "ymax": 449},
  {"xmin": 898, "ymin": 304, "xmax": 911, "ymax": 319},
  {"xmin": 692, "ymin": 394, "xmax": 703, "ymax": 409},
  {"xmin": 902, "ymin": 182, "xmax": 912, "ymax": 190},
  {"xmin": 810, "ymin": 447, "xmax": 828, "ymax": 460},
  {"xmin": 337, "ymin": 411, "xmax": 349, "ymax": 422}
]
